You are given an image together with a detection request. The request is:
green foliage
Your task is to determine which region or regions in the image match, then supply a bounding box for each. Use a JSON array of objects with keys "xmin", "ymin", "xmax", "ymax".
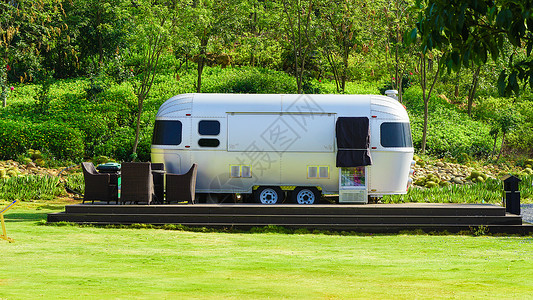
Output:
[
  {"xmin": 386, "ymin": 174, "xmax": 533, "ymax": 204},
  {"xmin": 383, "ymin": 177, "xmax": 504, "ymax": 204},
  {"xmin": 0, "ymin": 78, "xmax": 140, "ymax": 161},
  {"xmin": 35, "ymin": 71, "xmax": 54, "ymax": 113},
  {"xmin": 0, "ymin": 175, "xmax": 66, "ymax": 201},
  {"xmin": 405, "ymin": 87, "xmax": 493, "ymax": 157},
  {"xmin": 85, "ymin": 73, "xmax": 109, "ymax": 101},
  {"xmin": 0, "ymin": 119, "xmax": 84, "ymax": 161},
  {"xmin": 470, "ymin": 225, "xmax": 489, "ymax": 237},
  {"xmin": 472, "ymin": 96, "xmax": 533, "ymax": 154},
  {"xmin": 414, "ymin": 0, "xmax": 533, "ymax": 97},
  {"xmin": 63, "ymin": 173, "xmax": 85, "ymax": 196},
  {"xmin": 1, "ymin": 62, "xmax": 531, "ymax": 163},
  {"xmin": 202, "ymin": 67, "xmax": 296, "ymax": 94}
]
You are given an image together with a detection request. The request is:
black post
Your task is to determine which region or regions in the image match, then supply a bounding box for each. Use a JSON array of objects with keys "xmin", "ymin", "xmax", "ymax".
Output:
[{"xmin": 501, "ymin": 175, "xmax": 521, "ymax": 215}]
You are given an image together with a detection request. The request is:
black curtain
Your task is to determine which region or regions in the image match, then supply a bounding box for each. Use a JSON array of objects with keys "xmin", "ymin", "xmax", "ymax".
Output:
[{"xmin": 335, "ymin": 117, "xmax": 372, "ymax": 167}]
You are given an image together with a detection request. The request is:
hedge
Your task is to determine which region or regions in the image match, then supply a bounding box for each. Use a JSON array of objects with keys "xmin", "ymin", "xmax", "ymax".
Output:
[{"xmin": 0, "ymin": 119, "xmax": 84, "ymax": 160}]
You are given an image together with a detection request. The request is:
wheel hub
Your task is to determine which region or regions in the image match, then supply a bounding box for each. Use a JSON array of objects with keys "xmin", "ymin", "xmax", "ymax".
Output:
[
  {"xmin": 296, "ymin": 190, "xmax": 315, "ymax": 204},
  {"xmin": 260, "ymin": 189, "xmax": 278, "ymax": 204}
]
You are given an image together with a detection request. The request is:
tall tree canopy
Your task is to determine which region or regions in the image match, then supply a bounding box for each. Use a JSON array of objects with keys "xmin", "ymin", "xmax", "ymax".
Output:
[{"xmin": 413, "ymin": 0, "xmax": 533, "ymax": 96}]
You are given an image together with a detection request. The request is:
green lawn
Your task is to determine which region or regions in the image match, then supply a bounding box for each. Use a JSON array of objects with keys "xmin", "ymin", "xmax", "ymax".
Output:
[{"xmin": 1, "ymin": 206, "xmax": 532, "ymax": 299}]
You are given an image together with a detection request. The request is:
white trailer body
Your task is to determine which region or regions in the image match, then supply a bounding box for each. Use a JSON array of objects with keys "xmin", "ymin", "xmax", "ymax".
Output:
[{"xmin": 151, "ymin": 93, "xmax": 414, "ymax": 203}]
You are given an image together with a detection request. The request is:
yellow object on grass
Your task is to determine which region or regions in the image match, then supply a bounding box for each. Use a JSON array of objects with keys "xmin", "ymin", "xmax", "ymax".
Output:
[{"xmin": 1, "ymin": 200, "xmax": 17, "ymax": 243}]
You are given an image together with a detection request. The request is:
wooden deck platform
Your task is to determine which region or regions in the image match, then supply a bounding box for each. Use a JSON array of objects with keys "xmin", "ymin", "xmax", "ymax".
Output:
[{"xmin": 47, "ymin": 203, "xmax": 533, "ymax": 234}]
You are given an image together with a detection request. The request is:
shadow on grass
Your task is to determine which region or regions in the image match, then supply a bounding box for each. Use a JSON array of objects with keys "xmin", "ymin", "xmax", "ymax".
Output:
[{"xmin": 4, "ymin": 212, "xmax": 49, "ymax": 222}]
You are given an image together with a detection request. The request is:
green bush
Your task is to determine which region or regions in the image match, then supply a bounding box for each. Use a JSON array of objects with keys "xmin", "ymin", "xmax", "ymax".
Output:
[
  {"xmin": 0, "ymin": 119, "xmax": 84, "ymax": 160},
  {"xmin": 0, "ymin": 80, "xmax": 137, "ymax": 160},
  {"xmin": 506, "ymin": 101, "xmax": 533, "ymax": 153},
  {"xmin": 201, "ymin": 66, "xmax": 297, "ymax": 94},
  {"xmin": 404, "ymin": 87, "xmax": 493, "ymax": 157},
  {"xmin": 0, "ymin": 175, "xmax": 66, "ymax": 201}
]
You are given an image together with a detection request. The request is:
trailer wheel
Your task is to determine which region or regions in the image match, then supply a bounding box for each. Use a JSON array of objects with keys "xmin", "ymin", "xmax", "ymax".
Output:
[
  {"xmin": 254, "ymin": 186, "xmax": 284, "ymax": 204},
  {"xmin": 292, "ymin": 187, "xmax": 320, "ymax": 205}
]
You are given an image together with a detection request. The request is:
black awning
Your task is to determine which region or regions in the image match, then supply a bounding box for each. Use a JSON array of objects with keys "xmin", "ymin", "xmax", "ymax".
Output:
[{"xmin": 335, "ymin": 117, "xmax": 372, "ymax": 167}]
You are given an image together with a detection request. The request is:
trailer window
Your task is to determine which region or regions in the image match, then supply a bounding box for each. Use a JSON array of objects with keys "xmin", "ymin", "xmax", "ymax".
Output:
[
  {"xmin": 198, "ymin": 138, "xmax": 220, "ymax": 147},
  {"xmin": 152, "ymin": 120, "xmax": 182, "ymax": 145},
  {"xmin": 380, "ymin": 122, "xmax": 413, "ymax": 147},
  {"xmin": 199, "ymin": 120, "xmax": 220, "ymax": 135}
]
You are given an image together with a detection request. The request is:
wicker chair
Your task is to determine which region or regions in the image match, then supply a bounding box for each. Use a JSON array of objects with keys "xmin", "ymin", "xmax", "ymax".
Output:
[
  {"xmin": 120, "ymin": 162, "xmax": 154, "ymax": 205},
  {"xmin": 151, "ymin": 163, "xmax": 165, "ymax": 204},
  {"xmin": 81, "ymin": 162, "xmax": 118, "ymax": 204},
  {"xmin": 166, "ymin": 164, "xmax": 198, "ymax": 204}
]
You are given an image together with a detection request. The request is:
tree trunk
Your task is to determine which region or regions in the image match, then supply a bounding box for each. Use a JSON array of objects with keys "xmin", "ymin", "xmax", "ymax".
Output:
[
  {"xmin": 467, "ymin": 66, "xmax": 481, "ymax": 116},
  {"xmin": 491, "ymin": 133, "xmax": 498, "ymax": 159},
  {"xmin": 398, "ymin": 76, "xmax": 403, "ymax": 103},
  {"xmin": 96, "ymin": 6, "xmax": 104, "ymax": 64},
  {"xmin": 420, "ymin": 56, "xmax": 428, "ymax": 153},
  {"xmin": 496, "ymin": 132, "xmax": 506, "ymax": 162},
  {"xmin": 196, "ymin": 60, "xmax": 204, "ymax": 93},
  {"xmin": 131, "ymin": 94, "xmax": 145, "ymax": 159},
  {"xmin": 341, "ymin": 40, "xmax": 349, "ymax": 93},
  {"xmin": 454, "ymin": 71, "xmax": 460, "ymax": 99},
  {"xmin": 324, "ymin": 50, "xmax": 340, "ymax": 93},
  {"xmin": 420, "ymin": 54, "xmax": 441, "ymax": 154},
  {"xmin": 1, "ymin": 87, "xmax": 6, "ymax": 107},
  {"xmin": 196, "ymin": 36, "xmax": 209, "ymax": 93}
]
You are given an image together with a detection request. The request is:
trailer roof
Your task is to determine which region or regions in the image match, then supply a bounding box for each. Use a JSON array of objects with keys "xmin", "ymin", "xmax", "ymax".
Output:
[{"xmin": 156, "ymin": 93, "xmax": 409, "ymax": 121}]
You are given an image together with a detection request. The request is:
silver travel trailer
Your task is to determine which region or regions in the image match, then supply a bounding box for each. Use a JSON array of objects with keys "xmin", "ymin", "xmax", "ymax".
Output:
[{"xmin": 151, "ymin": 93, "xmax": 414, "ymax": 204}]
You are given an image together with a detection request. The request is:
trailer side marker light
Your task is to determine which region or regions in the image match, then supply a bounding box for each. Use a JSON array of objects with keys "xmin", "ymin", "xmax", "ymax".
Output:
[
  {"xmin": 186, "ymin": 113, "xmax": 191, "ymax": 116},
  {"xmin": 185, "ymin": 145, "xmax": 190, "ymax": 148},
  {"xmin": 372, "ymin": 115, "xmax": 377, "ymax": 118},
  {"xmin": 372, "ymin": 147, "xmax": 377, "ymax": 149}
]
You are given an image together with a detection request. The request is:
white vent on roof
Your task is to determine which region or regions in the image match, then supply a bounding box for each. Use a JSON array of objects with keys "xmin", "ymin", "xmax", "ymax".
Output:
[{"xmin": 384, "ymin": 90, "xmax": 398, "ymax": 100}]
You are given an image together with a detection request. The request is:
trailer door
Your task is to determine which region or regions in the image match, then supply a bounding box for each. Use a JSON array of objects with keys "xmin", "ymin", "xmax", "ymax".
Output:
[
  {"xmin": 335, "ymin": 117, "xmax": 372, "ymax": 167},
  {"xmin": 335, "ymin": 117, "xmax": 372, "ymax": 203}
]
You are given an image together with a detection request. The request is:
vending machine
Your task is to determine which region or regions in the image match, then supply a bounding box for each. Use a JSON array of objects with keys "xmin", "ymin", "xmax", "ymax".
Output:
[{"xmin": 339, "ymin": 167, "xmax": 368, "ymax": 203}]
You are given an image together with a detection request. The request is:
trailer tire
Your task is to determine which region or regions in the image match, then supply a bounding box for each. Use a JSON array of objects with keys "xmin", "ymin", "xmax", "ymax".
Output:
[
  {"xmin": 292, "ymin": 187, "xmax": 320, "ymax": 205},
  {"xmin": 254, "ymin": 186, "xmax": 284, "ymax": 204}
]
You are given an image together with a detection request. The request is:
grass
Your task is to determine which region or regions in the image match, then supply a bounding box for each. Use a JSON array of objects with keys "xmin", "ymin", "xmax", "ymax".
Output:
[
  {"xmin": 1, "ymin": 205, "xmax": 532, "ymax": 299},
  {"xmin": 0, "ymin": 175, "xmax": 67, "ymax": 201},
  {"xmin": 383, "ymin": 175, "xmax": 533, "ymax": 204}
]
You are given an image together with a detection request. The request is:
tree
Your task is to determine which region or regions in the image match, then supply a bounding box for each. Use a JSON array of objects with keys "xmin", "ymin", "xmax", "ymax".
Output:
[
  {"xmin": 413, "ymin": 0, "xmax": 533, "ymax": 96},
  {"xmin": 280, "ymin": 0, "xmax": 319, "ymax": 94},
  {"xmin": 490, "ymin": 109, "xmax": 520, "ymax": 162},
  {"xmin": 0, "ymin": 0, "xmax": 68, "ymax": 105},
  {"xmin": 418, "ymin": 52, "xmax": 441, "ymax": 154},
  {"xmin": 63, "ymin": 0, "xmax": 129, "ymax": 75},
  {"xmin": 239, "ymin": 0, "xmax": 282, "ymax": 68},
  {"xmin": 128, "ymin": 0, "xmax": 181, "ymax": 159},
  {"xmin": 383, "ymin": 0, "xmax": 417, "ymax": 102},
  {"xmin": 318, "ymin": 0, "xmax": 362, "ymax": 93},
  {"xmin": 183, "ymin": 0, "xmax": 246, "ymax": 93}
]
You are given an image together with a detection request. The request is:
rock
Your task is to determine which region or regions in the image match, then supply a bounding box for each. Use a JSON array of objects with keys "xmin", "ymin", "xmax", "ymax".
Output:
[
  {"xmin": 452, "ymin": 177, "xmax": 464, "ymax": 184},
  {"xmin": 439, "ymin": 181, "xmax": 451, "ymax": 187},
  {"xmin": 425, "ymin": 181, "xmax": 438, "ymax": 188}
]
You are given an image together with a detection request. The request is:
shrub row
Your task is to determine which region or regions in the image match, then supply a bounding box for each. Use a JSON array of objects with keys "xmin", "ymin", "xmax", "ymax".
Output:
[{"xmin": 0, "ymin": 119, "xmax": 84, "ymax": 160}]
